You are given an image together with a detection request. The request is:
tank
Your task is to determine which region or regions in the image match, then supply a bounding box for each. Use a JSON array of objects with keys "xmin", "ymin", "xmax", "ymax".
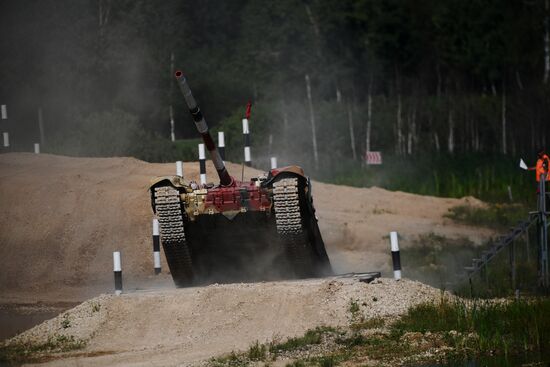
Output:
[{"xmin": 149, "ymin": 71, "xmax": 332, "ymax": 287}]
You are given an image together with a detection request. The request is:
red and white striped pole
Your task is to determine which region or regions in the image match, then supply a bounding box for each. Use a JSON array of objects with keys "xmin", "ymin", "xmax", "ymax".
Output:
[{"xmin": 152, "ymin": 218, "xmax": 161, "ymax": 275}]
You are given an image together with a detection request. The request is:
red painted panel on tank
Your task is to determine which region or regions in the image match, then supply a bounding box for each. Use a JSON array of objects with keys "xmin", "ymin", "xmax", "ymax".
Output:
[{"xmin": 200, "ymin": 181, "xmax": 271, "ymax": 213}]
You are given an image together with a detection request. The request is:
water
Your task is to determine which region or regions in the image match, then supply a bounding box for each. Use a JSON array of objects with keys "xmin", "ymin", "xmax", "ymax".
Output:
[{"xmin": 0, "ymin": 304, "xmax": 76, "ymax": 341}]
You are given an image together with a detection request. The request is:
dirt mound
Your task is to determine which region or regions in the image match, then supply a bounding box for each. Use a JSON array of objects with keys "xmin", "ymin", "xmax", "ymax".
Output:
[
  {"xmin": 0, "ymin": 153, "xmax": 492, "ymax": 303},
  {"xmin": 5, "ymin": 277, "xmax": 444, "ymax": 367}
]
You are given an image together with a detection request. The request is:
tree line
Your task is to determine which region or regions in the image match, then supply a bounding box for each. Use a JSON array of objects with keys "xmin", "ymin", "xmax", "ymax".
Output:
[{"xmin": 0, "ymin": 0, "xmax": 548, "ymax": 164}]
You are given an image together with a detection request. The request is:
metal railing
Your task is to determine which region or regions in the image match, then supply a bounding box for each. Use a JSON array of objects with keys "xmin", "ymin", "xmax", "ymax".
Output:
[{"xmin": 454, "ymin": 175, "xmax": 549, "ymax": 294}]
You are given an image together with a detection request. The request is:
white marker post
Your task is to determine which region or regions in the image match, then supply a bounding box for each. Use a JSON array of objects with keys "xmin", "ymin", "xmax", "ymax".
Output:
[
  {"xmin": 152, "ymin": 218, "xmax": 161, "ymax": 275},
  {"xmin": 2, "ymin": 105, "xmax": 8, "ymax": 151},
  {"xmin": 218, "ymin": 131, "xmax": 225, "ymax": 163},
  {"xmin": 113, "ymin": 251, "xmax": 122, "ymax": 295},
  {"xmin": 34, "ymin": 143, "xmax": 40, "ymax": 154},
  {"xmin": 270, "ymin": 157, "xmax": 278, "ymax": 169},
  {"xmin": 390, "ymin": 231, "xmax": 402, "ymax": 280},
  {"xmin": 176, "ymin": 161, "xmax": 183, "ymax": 177},
  {"xmin": 198, "ymin": 143, "xmax": 207, "ymax": 185},
  {"xmin": 242, "ymin": 119, "xmax": 251, "ymax": 166},
  {"xmin": 3, "ymin": 132, "xmax": 9, "ymax": 148}
]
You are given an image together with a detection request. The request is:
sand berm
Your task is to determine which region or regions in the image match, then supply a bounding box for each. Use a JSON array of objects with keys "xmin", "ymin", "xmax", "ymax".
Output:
[{"xmin": 0, "ymin": 153, "xmax": 492, "ymax": 366}]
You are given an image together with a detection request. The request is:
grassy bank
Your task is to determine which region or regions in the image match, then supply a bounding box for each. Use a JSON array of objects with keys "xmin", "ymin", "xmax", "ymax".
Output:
[
  {"xmin": 0, "ymin": 334, "xmax": 86, "ymax": 364},
  {"xmin": 319, "ymin": 154, "xmax": 535, "ymax": 204},
  {"xmin": 400, "ymin": 231, "xmax": 540, "ymax": 298},
  {"xmin": 208, "ymin": 297, "xmax": 550, "ymax": 367}
]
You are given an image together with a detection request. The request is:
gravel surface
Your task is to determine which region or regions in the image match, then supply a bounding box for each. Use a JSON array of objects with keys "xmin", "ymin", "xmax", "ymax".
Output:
[{"xmin": 4, "ymin": 277, "xmax": 445, "ymax": 367}]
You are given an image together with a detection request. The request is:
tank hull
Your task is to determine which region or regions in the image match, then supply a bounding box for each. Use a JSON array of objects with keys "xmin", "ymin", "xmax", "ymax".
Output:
[{"xmin": 151, "ymin": 171, "xmax": 332, "ymax": 287}]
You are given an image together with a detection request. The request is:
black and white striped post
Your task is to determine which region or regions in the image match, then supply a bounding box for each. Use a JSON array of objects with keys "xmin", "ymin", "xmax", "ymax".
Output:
[
  {"xmin": 198, "ymin": 143, "xmax": 207, "ymax": 185},
  {"xmin": 176, "ymin": 160, "xmax": 183, "ymax": 177},
  {"xmin": 390, "ymin": 231, "xmax": 402, "ymax": 280},
  {"xmin": 152, "ymin": 218, "xmax": 161, "ymax": 275},
  {"xmin": 270, "ymin": 157, "xmax": 278, "ymax": 170},
  {"xmin": 34, "ymin": 143, "xmax": 40, "ymax": 154},
  {"xmin": 113, "ymin": 251, "xmax": 123, "ymax": 295},
  {"xmin": 218, "ymin": 131, "xmax": 225, "ymax": 163},
  {"xmin": 242, "ymin": 118, "xmax": 251, "ymax": 166}
]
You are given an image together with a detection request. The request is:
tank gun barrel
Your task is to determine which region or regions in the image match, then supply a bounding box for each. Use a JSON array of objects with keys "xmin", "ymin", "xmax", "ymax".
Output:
[{"xmin": 175, "ymin": 71, "xmax": 233, "ymax": 187}]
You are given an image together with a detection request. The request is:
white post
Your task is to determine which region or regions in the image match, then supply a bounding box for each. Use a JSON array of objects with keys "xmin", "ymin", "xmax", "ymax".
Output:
[
  {"xmin": 390, "ymin": 231, "xmax": 402, "ymax": 280},
  {"xmin": 305, "ymin": 74, "xmax": 319, "ymax": 169},
  {"xmin": 242, "ymin": 119, "xmax": 251, "ymax": 166},
  {"xmin": 2, "ymin": 105, "xmax": 8, "ymax": 150},
  {"xmin": 176, "ymin": 161, "xmax": 183, "ymax": 177},
  {"xmin": 270, "ymin": 157, "xmax": 277, "ymax": 169},
  {"xmin": 113, "ymin": 251, "xmax": 122, "ymax": 295},
  {"xmin": 198, "ymin": 143, "xmax": 206, "ymax": 185},
  {"xmin": 152, "ymin": 218, "xmax": 161, "ymax": 275},
  {"xmin": 3, "ymin": 132, "xmax": 9, "ymax": 148},
  {"xmin": 170, "ymin": 105, "xmax": 175, "ymax": 142},
  {"xmin": 218, "ymin": 131, "xmax": 225, "ymax": 163},
  {"xmin": 34, "ymin": 143, "xmax": 40, "ymax": 154}
]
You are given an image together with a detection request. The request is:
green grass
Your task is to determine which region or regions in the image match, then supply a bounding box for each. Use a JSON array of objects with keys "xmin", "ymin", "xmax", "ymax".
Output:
[
  {"xmin": 400, "ymin": 229, "xmax": 541, "ymax": 298},
  {"xmin": 247, "ymin": 341, "xmax": 267, "ymax": 361},
  {"xmin": 350, "ymin": 317, "xmax": 385, "ymax": 332},
  {"xmin": 392, "ymin": 298, "xmax": 550, "ymax": 356},
  {"xmin": 209, "ymin": 351, "xmax": 249, "ymax": 367},
  {"xmin": 285, "ymin": 361, "xmax": 306, "ymax": 367},
  {"xmin": 445, "ymin": 203, "xmax": 529, "ymax": 229},
  {"xmin": 270, "ymin": 327, "xmax": 335, "ymax": 353},
  {"xmin": 319, "ymin": 153, "xmax": 534, "ymax": 204},
  {"xmin": 207, "ymin": 297, "xmax": 550, "ymax": 367},
  {"xmin": 0, "ymin": 334, "xmax": 86, "ymax": 363}
]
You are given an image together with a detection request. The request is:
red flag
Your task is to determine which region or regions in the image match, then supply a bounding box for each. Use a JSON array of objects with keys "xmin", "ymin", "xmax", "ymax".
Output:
[{"xmin": 245, "ymin": 101, "xmax": 252, "ymax": 119}]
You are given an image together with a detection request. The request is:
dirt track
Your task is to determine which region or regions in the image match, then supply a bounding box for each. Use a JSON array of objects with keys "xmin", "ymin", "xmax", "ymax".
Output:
[
  {"xmin": 0, "ymin": 153, "xmax": 492, "ymax": 303},
  {"xmin": 0, "ymin": 153, "xmax": 494, "ymax": 364}
]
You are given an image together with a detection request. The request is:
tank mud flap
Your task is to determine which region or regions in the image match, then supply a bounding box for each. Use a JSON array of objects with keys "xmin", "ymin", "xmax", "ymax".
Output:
[{"xmin": 308, "ymin": 214, "xmax": 333, "ymax": 276}]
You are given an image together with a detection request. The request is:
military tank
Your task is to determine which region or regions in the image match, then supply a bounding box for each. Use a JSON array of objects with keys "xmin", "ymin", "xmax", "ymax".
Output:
[{"xmin": 150, "ymin": 71, "xmax": 332, "ymax": 287}]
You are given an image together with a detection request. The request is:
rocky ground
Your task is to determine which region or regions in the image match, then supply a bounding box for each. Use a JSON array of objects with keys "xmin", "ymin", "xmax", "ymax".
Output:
[
  {"xmin": 0, "ymin": 153, "xmax": 494, "ymax": 365},
  {"xmin": 3, "ymin": 277, "xmax": 445, "ymax": 367}
]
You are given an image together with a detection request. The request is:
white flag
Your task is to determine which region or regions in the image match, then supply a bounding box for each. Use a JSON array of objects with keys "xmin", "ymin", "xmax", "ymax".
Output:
[{"xmin": 519, "ymin": 159, "xmax": 528, "ymax": 170}]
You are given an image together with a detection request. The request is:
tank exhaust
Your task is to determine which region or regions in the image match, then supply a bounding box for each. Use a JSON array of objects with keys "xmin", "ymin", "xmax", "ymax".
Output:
[{"xmin": 175, "ymin": 71, "xmax": 234, "ymax": 187}]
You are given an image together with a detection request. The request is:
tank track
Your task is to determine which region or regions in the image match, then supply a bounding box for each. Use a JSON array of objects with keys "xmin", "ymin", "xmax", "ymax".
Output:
[
  {"xmin": 153, "ymin": 186, "xmax": 194, "ymax": 287},
  {"xmin": 273, "ymin": 178, "xmax": 302, "ymax": 234},
  {"xmin": 273, "ymin": 177, "xmax": 314, "ymax": 277}
]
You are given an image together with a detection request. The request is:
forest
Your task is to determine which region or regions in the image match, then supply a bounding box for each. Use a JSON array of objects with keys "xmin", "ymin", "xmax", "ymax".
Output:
[{"xmin": 1, "ymin": 0, "xmax": 549, "ymax": 201}]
